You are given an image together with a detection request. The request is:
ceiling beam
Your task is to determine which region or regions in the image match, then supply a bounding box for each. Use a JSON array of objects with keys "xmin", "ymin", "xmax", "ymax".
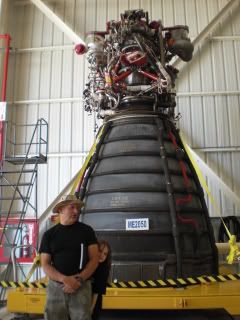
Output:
[
  {"xmin": 30, "ymin": 0, "xmax": 85, "ymax": 45},
  {"xmin": 173, "ymin": 0, "xmax": 240, "ymax": 71}
]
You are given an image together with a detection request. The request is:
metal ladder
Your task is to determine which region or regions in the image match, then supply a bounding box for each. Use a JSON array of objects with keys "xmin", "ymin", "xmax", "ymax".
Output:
[{"xmin": 0, "ymin": 118, "xmax": 48, "ymax": 301}]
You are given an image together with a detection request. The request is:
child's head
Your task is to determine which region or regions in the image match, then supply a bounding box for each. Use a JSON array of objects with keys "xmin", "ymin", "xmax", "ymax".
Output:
[{"xmin": 98, "ymin": 240, "xmax": 111, "ymax": 268}]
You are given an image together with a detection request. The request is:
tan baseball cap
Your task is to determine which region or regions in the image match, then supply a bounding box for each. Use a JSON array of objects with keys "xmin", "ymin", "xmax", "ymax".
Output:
[{"xmin": 52, "ymin": 194, "xmax": 84, "ymax": 213}]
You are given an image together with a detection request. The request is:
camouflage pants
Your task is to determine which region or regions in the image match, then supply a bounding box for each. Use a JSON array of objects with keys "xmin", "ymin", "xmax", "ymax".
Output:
[{"xmin": 44, "ymin": 279, "xmax": 91, "ymax": 320}]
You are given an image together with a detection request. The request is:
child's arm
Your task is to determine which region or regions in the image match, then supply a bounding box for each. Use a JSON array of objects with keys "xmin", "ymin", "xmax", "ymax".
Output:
[{"xmin": 91, "ymin": 293, "xmax": 99, "ymax": 313}]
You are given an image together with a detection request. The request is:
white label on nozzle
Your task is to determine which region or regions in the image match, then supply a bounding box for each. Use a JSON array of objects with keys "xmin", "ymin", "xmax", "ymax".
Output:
[{"xmin": 126, "ymin": 218, "xmax": 149, "ymax": 231}]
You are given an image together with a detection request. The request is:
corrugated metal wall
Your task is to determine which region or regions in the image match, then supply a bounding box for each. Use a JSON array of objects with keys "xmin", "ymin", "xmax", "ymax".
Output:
[
  {"xmin": 3, "ymin": 0, "xmax": 240, "ymax": 217},
  {"xmin": 0, "ymin": 0, "xmax": 9, "ymax": 35},
  {"xmin": 0, "ymin": 0, "xmax": 9, "ymax": 92}
]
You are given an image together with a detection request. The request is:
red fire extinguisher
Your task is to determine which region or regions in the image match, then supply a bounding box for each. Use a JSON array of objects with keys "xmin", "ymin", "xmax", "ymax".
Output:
[{"xmin": 21, "ymin": 225, "xmax": 30, "ymax": 258}]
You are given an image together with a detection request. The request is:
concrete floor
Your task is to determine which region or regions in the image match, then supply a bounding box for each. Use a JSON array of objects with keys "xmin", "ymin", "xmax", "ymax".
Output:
[
  {"xmin": 0, "ymin": 307, "xmax": 239, "ymax": 320},
  {"xmin": 0, "ymin": 307, "xmax": 14, "ymax": 320},
  {"xmin": 0, "ymin": 308, "xmax": 44, "ymax": 320}
]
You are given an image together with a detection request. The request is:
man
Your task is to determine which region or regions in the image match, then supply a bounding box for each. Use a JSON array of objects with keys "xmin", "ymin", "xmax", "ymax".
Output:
[{"xmin": 39, "ymin": 194, "xmax": 99, "ymax": 320}]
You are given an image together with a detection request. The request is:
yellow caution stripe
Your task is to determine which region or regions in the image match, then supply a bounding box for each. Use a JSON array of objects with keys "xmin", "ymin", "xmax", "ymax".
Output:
[
  {"xmin": 2, "ymin": 273, "xmax": 240, "ymax": 289},
  {"xmin": 108, "ymin": 273, "xmax": 240, "ymax": 288},
  {"xmin": 0, "ymin": 281, "xmax": 47, "ymax": 289}
]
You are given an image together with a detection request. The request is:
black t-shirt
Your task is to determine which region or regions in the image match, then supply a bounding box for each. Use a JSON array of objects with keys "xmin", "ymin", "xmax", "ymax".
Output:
[
  {"xmin": 92, "ymin": 260, "xmax": 110, "ymax": 294},
  {"xmin": 39, "ymin": 222, "xmax": 97, "ymax": 276}
]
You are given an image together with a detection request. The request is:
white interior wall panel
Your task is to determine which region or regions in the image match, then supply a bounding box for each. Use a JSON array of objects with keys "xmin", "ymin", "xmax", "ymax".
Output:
[
  {"xmin": 0, "ymin": 1, "xmax": 6, "ymax": 91},
  {"xmin": 0, "ymin": 0, "xmax": 10, "ymax": 108},
  {"xmin": 0, "ymin": 0, "xmax": 7, "ymax": 33},
  {"xmin": 5, "ymin": 0, "xmax": 240, "ymax": 218}
]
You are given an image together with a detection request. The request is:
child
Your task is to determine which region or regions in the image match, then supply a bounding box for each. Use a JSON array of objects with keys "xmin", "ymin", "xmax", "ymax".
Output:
[{"xmin": 91, "ymin": 240, "xmax": 111, "ymax": 320}]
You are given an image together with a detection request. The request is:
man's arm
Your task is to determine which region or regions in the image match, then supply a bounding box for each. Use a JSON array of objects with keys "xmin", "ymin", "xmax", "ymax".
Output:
[
  {"xmin": 41, "ymin": 253, "xmax": 80, "ymax": 292},
  {"xmin": 78, "ymin": 244, "xmax": 99, "ymax": 281}
]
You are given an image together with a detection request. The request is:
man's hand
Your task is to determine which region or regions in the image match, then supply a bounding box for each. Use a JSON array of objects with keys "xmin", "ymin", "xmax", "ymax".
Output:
[
  {"xmin": 61, "ymin": 275, "xmax": 81, "ymax": 293},
  {"xmin": 62, "ymin": 284, "xmax": 76, "ymax": 294},
  {"xmin": 40, "ymin": 254, "xmax": 84, "ymax": 294}
]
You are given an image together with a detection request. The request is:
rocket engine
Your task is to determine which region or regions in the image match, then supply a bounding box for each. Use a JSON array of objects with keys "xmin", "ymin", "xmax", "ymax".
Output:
[{"xmin": 77, "ymin": 9, "xmax": 218, "ymax": 281}]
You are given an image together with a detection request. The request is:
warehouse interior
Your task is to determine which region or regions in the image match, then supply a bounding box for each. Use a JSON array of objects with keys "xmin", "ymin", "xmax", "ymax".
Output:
[{"xmin": 0, "ymin": 0, "xmax": 240, "ymax": 319}]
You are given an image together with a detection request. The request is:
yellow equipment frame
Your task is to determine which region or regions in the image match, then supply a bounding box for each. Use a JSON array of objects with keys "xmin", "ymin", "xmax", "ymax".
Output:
[{"xmin": 7, "ymin": 279, "xmax": 240, "ymax": 316}]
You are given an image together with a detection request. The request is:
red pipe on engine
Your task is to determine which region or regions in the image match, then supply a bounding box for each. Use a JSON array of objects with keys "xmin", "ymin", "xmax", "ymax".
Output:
[
  {"xmin": 113, "ymin": 69, "xmax": 132, "ymax": 83},
  {"xmin": 168, "ymin": 131, "xmax": 198, "ymax": 229},
  {"xmin": 138, "ymin": 70, "xmax": 159, "ymax": 81}
]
